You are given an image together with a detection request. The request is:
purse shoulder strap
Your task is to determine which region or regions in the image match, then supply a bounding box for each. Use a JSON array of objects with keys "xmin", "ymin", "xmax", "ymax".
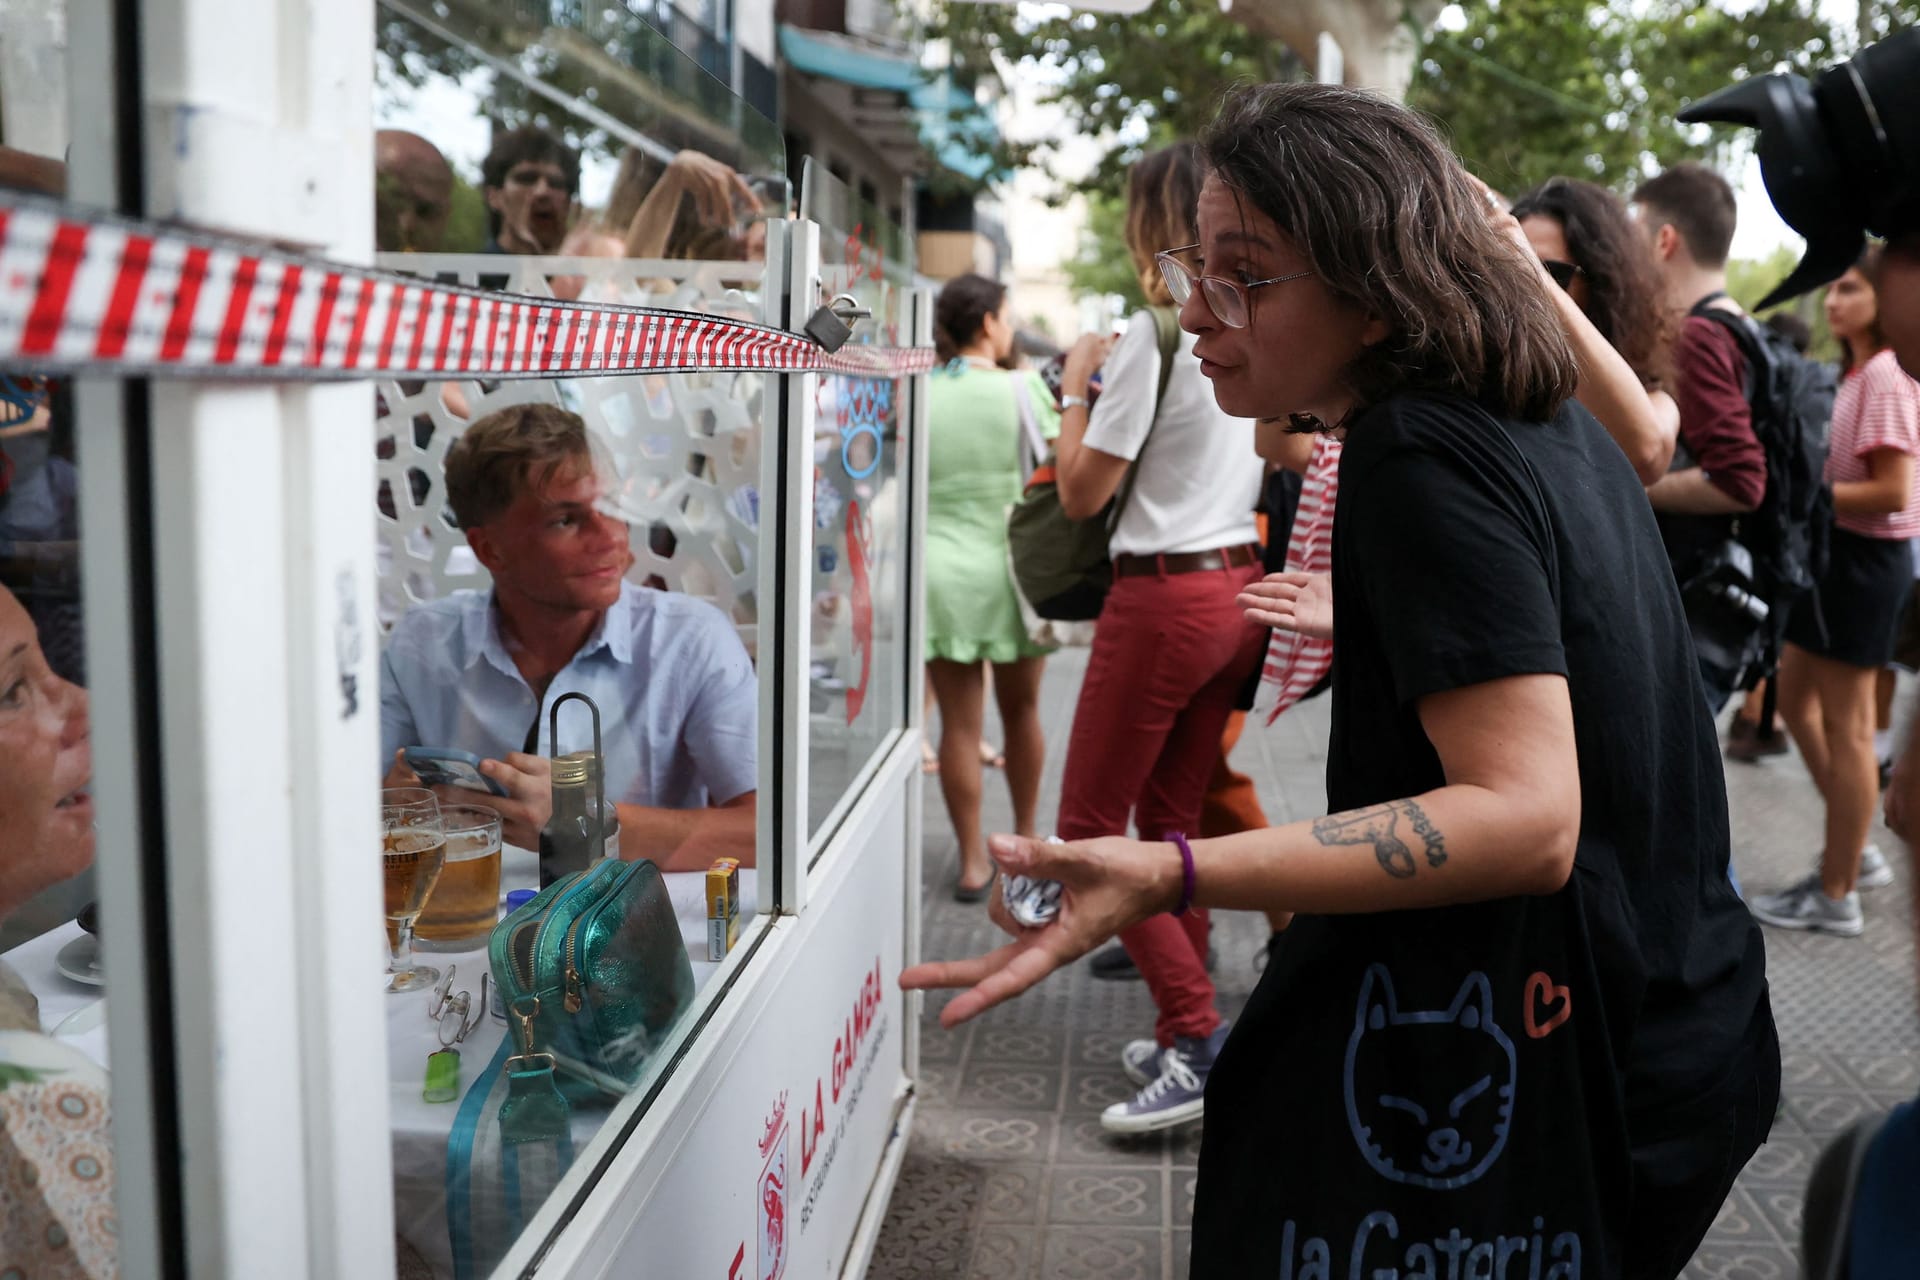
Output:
[
  {"xmin": 1107, "ymin": 305, "xmax": 1182, "ymax": 530},
  {"xmin": 1010, "ymin": 371, "xmax": 1046, "ymax": 484}
]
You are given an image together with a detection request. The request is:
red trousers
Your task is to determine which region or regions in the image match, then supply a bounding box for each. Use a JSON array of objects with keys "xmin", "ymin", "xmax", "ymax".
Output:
[{"xmin": 1057, "ymin": 563, "xmax": 1266, "ymax": 1045}]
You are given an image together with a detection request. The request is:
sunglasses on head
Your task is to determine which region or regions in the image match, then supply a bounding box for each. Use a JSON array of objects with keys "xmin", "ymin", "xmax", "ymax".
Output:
[{"xmin": 1540, "ymin": 259, "xmax": 1584, "ymax": 291}]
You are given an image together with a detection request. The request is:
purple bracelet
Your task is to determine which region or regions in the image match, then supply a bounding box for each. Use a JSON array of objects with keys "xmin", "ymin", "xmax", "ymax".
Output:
[{"xmin": 1168, "ymin": 832, "xmax": 1196, "ymax": 917}]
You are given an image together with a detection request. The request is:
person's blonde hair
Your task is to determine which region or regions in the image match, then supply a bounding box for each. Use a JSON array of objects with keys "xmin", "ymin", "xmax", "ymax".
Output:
[
  {"xmin": 1125, "ymin": 142, "xmax": 1204, "ymax": 307},
  {"xmin": 443, "ymin": 403, "xmax": 593, "ymax": 529}
]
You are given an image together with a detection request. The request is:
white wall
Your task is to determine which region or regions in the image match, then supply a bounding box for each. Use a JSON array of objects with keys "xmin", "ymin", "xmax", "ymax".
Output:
[{"xmin": 734, "ymin": 0, "xmax": 777, "ymax": 69}]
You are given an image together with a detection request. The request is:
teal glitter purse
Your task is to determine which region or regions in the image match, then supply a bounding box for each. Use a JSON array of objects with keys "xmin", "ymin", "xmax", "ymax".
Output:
[{"xmin": 490, "ymin": 856, "xmax": 696, "ymax": 1111}]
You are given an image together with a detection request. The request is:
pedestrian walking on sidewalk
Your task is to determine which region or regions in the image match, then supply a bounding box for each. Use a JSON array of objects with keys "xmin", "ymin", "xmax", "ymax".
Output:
[{"xmin": 923, "ymin": 275, "xmax": 1056, "ymax": 901}]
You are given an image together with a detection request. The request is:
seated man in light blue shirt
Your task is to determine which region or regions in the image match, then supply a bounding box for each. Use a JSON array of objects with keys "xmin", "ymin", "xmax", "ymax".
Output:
[{"xmin": 381, "ymin": 403, "xmax": 756, "ymax": 869}]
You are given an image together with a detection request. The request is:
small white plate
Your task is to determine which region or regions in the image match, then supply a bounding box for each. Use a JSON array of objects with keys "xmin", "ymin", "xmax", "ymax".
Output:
[
  {"xmin": 51, "ymin": 998, "xmax": 108, "ymax": 1038},
  {"xmin": 55, "ymin": 933, "xmax": 105, "ymax": 987}
]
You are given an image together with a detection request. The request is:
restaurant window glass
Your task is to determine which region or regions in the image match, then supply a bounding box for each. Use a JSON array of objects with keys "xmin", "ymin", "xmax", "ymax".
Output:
[
  {"xmin": 373, "ymin": 3, "xmax": 785, "ymax": 1273},
  {"xmin": 799, "ymin": 159, "xmax": 913, "ymax": 849},
  {"xmin": 0, "ymin": 3, "xmax": 123, "ymax": 1274}
]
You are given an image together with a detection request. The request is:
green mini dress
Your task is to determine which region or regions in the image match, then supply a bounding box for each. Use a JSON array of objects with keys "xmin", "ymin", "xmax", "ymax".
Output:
[{"xmin": 925, "ymin": 364, "xmax": 1060, "ymax": 664}]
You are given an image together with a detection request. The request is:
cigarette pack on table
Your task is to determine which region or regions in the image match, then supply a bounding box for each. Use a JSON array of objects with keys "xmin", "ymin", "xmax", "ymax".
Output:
[{"xmin": 706, "ymin": 857, "xmax": 741, "ymax": 960}]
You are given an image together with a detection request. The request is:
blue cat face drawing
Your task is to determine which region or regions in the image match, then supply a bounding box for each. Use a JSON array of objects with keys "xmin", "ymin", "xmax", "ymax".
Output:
[{"xmin": 1343, "ymin": 965, "xmax": 1516, "ymax": 1190}]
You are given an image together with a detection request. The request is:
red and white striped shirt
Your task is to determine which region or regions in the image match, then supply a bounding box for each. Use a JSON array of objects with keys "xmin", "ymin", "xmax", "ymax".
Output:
[
  {"xmin": 1830, "ymin": 348, "xmax": 1920, "ymax": 540},
  {"xmin": 1253, "ymin": 434, "xmax": 1341, "ymax": 726}
]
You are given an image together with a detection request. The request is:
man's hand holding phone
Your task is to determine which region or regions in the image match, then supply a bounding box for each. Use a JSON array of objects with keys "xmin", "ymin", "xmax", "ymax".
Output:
[{"xmin": 391, "ymin": 748, "xmax": 556, "ymax": 850}]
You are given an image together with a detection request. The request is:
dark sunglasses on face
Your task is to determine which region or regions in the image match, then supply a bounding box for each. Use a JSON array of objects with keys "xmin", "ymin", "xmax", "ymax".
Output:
[{"xmin": 1540, "ymin": 259, "xmax": 1584, "ymax": 291}]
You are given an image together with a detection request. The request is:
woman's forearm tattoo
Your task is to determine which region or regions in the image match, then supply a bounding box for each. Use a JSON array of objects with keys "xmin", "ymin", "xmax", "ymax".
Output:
[{"xmin": 1311, "ymin": 800, "xmax": 1449, "ymax": 879}]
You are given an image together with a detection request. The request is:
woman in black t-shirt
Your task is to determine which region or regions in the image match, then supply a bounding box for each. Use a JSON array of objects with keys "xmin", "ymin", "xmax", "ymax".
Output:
[{"xmin": 902, "ymin": 84, "xmax": 1777, "ymax": 1278}]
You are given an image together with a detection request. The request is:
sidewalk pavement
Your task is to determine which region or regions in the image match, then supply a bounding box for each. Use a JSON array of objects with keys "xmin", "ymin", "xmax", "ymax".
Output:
[{"xmin": 872, "ymin": 647, "xmax": 1920, "ymax": 1280}]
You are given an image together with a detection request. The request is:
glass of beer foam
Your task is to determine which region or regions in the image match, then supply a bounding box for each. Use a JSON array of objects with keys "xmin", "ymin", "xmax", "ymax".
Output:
[{"xmin": 413, "ymin": 803, "xmax": 504, "ymax": 951}]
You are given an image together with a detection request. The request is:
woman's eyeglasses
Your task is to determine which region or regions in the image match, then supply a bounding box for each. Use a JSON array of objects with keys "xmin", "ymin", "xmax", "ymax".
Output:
[
  {"xmin": 1540, "ymin": 259, "xmax": 1585, "ymax": 291},
  {"xmin": 1155, "ymin": 245, "xmax": 1310, "ymax": 329}
]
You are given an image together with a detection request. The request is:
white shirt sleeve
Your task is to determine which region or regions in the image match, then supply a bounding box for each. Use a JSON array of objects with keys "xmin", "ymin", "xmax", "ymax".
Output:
[{"xmin": 1080, "ymin": 311, "xmax": 1163, "ymax": 463}]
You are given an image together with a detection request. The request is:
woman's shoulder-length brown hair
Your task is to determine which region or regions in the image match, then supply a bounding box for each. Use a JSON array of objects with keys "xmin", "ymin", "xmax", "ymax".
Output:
[
  {"xmin": 1199, "ymin": 82, "xmax": 1579, "ymax": 425},
  {"xmin": 1126, "ymin": 142, "xmax": 1204, "ymax": 307}
]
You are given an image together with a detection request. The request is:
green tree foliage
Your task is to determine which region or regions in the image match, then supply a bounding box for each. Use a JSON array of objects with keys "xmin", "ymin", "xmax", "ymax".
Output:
[
  {"xmin": 1408, "ymin": 0, "xmax": 1841, "ymax": 197},
  {"xmin": 926, "ymin": 0, "xmax": 1305, "ymax": 203},
  {"xmin": 1728, "ymin": 244, "xmax": 1838, "ymax": 362}
]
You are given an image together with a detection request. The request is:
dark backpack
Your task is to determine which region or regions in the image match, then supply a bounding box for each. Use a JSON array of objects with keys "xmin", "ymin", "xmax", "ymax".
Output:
[{"xmin": 1688, "ymin": 298, "xmax": 1837, "ymax": 690}]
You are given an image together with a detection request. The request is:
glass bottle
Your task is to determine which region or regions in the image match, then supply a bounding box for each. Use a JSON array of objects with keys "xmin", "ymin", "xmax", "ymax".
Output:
[
  {"xmin": 538, "ymin": 753, "xmax": 596, "ymax": 887},
  {"xmin": 557, "ymin": 749, "xmax": 622, "ymax": 866}
]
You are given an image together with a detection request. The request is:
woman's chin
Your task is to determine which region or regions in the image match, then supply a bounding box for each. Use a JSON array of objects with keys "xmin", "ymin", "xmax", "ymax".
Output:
[{"xmin": 42, "ymin": 810, "xmax": 97, "ymax": 880}]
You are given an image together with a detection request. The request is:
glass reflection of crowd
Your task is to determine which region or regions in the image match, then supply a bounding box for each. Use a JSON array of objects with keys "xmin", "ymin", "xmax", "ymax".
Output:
[
  {"xmin": 368, "ymin": 118, "xmax": 781, "ymax": 876},
  {"xmin": 374, "ymin": 120, "xmax": 774, "ymax": 267}
]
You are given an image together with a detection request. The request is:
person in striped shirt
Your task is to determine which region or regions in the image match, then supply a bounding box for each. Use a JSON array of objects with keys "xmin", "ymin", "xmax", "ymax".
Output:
[{"xmin": 1752, "ymin": 246, "xmax": 1920, "ymax": 936}]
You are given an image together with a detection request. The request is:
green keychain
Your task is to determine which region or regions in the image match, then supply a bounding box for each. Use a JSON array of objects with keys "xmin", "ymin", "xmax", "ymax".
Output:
[{"xmin": 424, "ymin": 1046, "xmax": 463, "ymax": 1103}]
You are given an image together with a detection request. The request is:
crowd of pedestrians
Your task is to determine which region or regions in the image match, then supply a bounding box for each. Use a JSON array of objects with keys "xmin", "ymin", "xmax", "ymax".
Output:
[{"xmin": 908, "ymin": 26, "xmax": 1920, "ymax": 1278}]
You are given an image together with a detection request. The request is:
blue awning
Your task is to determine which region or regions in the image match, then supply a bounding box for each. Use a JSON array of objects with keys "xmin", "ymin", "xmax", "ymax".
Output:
[{"xmin": 778, "ymin": 25, "xmax": 1001, "ymax": 182}]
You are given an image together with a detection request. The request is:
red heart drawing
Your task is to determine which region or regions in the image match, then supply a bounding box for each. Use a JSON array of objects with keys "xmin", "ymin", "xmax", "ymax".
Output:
[{"xmin": 1523, "ymin": 972, "xmax": 1571, "ymax": 1039}]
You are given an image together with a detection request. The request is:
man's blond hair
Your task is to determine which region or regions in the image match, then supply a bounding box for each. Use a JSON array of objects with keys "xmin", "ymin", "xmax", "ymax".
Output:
[{"xmin": 442, "ymin": 403, "xmax": 592, "ymax": 529}]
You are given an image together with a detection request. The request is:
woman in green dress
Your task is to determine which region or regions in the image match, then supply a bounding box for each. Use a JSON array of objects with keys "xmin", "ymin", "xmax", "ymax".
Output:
[{"xmin": 926, "ymin": 275, "xmax": 1057, "ymax": 900}]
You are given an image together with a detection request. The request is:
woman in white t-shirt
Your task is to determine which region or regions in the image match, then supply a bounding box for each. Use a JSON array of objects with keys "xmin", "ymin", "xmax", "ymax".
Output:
[
  {"xmin": 1753, "ymin": 246, "xmax": 1920, "ymax": 936},
  {"xmin": 1044, "ymin": 141, "xmax": 1266, "ymax": 1134}
]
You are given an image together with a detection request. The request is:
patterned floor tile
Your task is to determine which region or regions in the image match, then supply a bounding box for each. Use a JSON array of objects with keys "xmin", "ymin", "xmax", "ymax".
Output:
[
  {"xmin": 977, "ymin": 1164, "xmax": 1044, "ymax": 1224},
  {"xmin": 909, "ymin": 1108, "xmax": 1056, "ymax": 1164},
  {"xmin": 971, "ymin": 1026, "xmax": 1065, "ymax": 1065},
  {"xmin": 1683, "ymin": 1240, "xmax": 1798, "ymax": 1280},
  {"xmin": 1737, "ymin": 1132, "xmax": 1818, "ymax": 1186},
  {"xmin": 965, "ymin": 1226, "xmax": 1033, "ymax": 1280},
  {"xmin": 1172, "ymin": 1168, "xmax": 1197, "ymax": 1228},
  {"xmin": 1044, "ymin": 1165, "xmax": 1163, "ymax": 1226},
  {"xmin": 953, "ymin": 1062, "xmax": 1061, "ymax": 1112},
  {"xmin": 1055, "ymin": 1112, "xmax": 1168, "ymax": 1165},
  {"xmin": 1065, "ymin": 1066, "xmax": 1136, "ymax": 1114},
  {"xmin": 1038, "ymin": 1226, "xmax": 1163, "ymax": 1280}
]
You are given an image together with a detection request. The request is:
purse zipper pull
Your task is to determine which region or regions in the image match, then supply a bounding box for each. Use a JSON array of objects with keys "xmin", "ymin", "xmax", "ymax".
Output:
[
  {"xmin": 510, "ymin": 995, "xmax": 541, "ymax": 1057},
  {"xmin": 564, "ymin": 915, "xmax": 586, "ymax": 1013}
]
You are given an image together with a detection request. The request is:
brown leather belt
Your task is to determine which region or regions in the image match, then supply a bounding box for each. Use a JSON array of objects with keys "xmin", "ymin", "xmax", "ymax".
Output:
[{"xmin": 1112, "ymin": 543, "xmax": 1261, "ymax": 578}]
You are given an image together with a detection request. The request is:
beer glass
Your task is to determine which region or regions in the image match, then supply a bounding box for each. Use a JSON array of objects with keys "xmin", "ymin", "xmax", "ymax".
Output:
[
  {"xmin": 382, "ymin": 787, "xmax": 447, "ymax": 993},
  {"xmin": 414, "ymin": 804, "xmax": 503, "ymax": 950}
]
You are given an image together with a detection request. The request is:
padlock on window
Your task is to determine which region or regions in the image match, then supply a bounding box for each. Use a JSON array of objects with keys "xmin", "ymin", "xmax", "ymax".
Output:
[{"xmin": 803, "ymin": 292, "xmax": 871, "ymax": 354}]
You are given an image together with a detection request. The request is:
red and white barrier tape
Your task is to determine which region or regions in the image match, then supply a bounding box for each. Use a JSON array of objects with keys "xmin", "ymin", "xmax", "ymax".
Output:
[{"xmin": 0, "ymin": 194, "xmax": 935, "ymax": 381}]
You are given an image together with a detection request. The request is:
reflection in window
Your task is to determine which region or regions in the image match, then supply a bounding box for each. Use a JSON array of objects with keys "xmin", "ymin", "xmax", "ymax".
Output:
[
  {"xmin": 0, "ymin": 11, "xmax": 116, "ymax": 1270},
  {"xmin": 369, "ymin": 5, "xmax": 785, "ymax": 1273},
  {"xmin": 802, "ymin": 165, "xmax": 914, "ymax": 845}
]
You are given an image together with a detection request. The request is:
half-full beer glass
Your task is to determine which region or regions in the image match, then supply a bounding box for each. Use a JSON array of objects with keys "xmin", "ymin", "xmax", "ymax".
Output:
[
  {"xmin": 382, "ymin": 787, "xmax": 447, "ymax": 993},
  {"xmin": 414, "ymin": 804, "xmax": 503, "ymax": 950}
]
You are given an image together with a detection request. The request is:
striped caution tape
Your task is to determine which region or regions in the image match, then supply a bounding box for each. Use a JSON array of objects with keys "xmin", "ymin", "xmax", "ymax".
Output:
[{"xmin": 0, "ymin": 193, "xmax": 935, "ymax": 381}]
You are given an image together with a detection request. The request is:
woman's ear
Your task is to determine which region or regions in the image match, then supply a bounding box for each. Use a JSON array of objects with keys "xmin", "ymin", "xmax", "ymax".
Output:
[{"xmin": 1360, "ymin": 315, "xmax": 1392, "ymax": 348}]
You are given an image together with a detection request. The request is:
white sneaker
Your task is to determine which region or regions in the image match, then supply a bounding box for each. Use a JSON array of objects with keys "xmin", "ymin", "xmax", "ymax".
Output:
[
  {"xmin": 1120, "ymin": 1038, "xmax": 1163, "ymax": 1089},
  {"xmin": 1856, "ymin": 843, "xmax": 1896, "ymax": 891},
  {"xmin": 1750, "ymin": 875, "xmax": 1864, "ymax": 937}
]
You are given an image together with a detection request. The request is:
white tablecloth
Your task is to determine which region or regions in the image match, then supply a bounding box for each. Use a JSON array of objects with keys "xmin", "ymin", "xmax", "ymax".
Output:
[{"xmin": 3, "ymin": 846, "xmax": 755, "ymax": 1278}]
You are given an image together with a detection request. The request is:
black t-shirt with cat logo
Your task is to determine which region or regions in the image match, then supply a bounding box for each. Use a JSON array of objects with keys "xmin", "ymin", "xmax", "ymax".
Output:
[{"xmin": 1191, "ymin": 394, "xmax": 1775, "ymax": 1278}]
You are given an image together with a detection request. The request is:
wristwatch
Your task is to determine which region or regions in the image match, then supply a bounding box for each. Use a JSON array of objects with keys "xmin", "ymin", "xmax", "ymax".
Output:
[{"xmin": 1060, "ymin": 394, "xmax": 1091, "ymax": 411}]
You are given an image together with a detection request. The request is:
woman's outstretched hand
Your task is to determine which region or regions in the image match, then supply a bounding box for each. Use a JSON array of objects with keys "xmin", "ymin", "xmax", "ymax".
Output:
[
  {"xmin": 901, "ymin": 833, "xmax": 1177, "ymax": 1028},
  {"xmin": 1238, "ymin": 571, "xmax": 1334, "ymax": 639}
]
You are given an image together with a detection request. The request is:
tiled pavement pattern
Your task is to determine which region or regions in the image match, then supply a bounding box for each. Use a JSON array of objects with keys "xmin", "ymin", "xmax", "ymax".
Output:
[{"xmin": 872, "ymin": 648, "xmax": 1920, "ymax": 1279}]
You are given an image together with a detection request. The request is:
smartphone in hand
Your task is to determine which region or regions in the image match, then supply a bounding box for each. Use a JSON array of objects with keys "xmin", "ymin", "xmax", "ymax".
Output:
[{"xmin": 403, "ymin": 747, "xmax": 509, "ymax": 797}]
